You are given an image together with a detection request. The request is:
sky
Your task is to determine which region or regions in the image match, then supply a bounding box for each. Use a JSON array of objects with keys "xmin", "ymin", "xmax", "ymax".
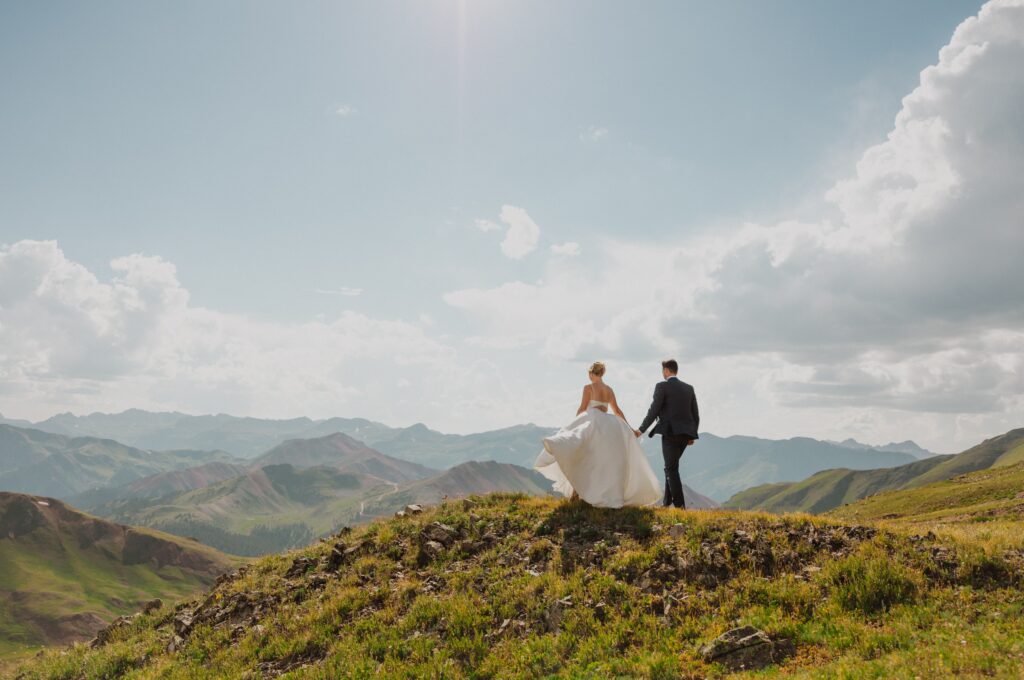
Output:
[{"xmin": 1, "ymin": 0, "xmax": 1022, "ymax": 452}]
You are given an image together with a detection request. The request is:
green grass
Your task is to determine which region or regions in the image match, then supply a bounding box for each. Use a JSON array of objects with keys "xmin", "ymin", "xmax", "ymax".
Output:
[
  {"xmin": 14, "ymin": 494, "xmax": 1024, "ymax": 678},
  {"xmin": 829, "ymin": 461, "xmax": 1024, "ymax": 553}
]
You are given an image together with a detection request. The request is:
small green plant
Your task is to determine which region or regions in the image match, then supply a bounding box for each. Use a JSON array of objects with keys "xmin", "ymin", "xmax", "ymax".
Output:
[
  {"xmin": 823, "ymin": 544, "xmax": 921, "ymax": 615},
  {"xmin": 957, "ymin": 549, "xmax": 1014, "ymax": 589}
]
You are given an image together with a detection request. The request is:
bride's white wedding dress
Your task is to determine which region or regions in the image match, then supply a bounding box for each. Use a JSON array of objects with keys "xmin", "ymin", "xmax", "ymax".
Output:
[{"xmin": 534, "ymin": 400, "xmax": 662, "ymax": 508}]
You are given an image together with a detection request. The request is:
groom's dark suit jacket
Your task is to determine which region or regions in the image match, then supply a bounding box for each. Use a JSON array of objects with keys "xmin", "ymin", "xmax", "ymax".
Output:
[{"xmin": 638, "ymin": 377, "xmax": 700, "ymax": 440}]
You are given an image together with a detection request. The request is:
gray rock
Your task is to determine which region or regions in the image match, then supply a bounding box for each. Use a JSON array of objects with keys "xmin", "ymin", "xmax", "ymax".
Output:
[
  {"xmin": 173, "ymin": 611, "xmax": 194, "ymax": 636},
  {"xmin": 406, "ymin": 504, "xmax": 423, "ymax": 514},
  {"xmin": 167, "ymin": 634, "xmax": 186, "ymax": 653},
  {"xmin": 324, "ymin": 545, "xmax": 346, "ymax": 572},
  {"xmin": 90, "ymin": 614, "xmax": 138, "ymax": 648},
  {"xmin": 422, "ymin": 540, "xmax": 446, "ymax": 560},
  {"xmin": 668, "ymin": 523, "xmax": 687, "ymax": 539},
  {"xmin": 700, "ymin": 625, "xmax": 791, "ymax": 671},
  {"xmin": 285, "ymin": 556, "xmax": 316, "ymax": 578},
  {"xmin": 422, "ymin": 521, "xmax": 458, "ymax": 547},
  {"xmin": 142, "ymin": 598, "xmax": 163, "ymax": 614}
]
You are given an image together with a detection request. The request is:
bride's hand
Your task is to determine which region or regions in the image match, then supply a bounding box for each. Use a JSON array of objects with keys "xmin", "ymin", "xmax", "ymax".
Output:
[{"xmin": 632, "ymin": 429, "xmax": 642, "ymax": 438}]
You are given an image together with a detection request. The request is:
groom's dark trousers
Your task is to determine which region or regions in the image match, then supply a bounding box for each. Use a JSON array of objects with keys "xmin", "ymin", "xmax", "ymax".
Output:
[
  {"xmin": 638, "ymin": 376, "xmax": 700, "ymax": 509},
  {"xmin": 661, "ymin": 436, "xmax": 689, "ymax": 509}
]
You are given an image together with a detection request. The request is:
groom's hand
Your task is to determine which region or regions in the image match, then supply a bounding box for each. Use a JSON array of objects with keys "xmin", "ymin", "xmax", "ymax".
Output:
[{"xmin": 688, "ymin": 439, "xmax": 695, "ymax": 445}]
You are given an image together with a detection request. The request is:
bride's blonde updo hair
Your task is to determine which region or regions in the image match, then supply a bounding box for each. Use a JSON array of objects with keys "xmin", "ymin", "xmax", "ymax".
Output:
[{"xmin": 589, "ymin": 361, "xmax": 606, "ymax": 377}]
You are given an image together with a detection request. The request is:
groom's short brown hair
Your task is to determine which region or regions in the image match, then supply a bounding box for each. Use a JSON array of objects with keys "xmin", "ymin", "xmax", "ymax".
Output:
[{"xmin": 662, "ymin": 359, "xmax": 678, "ymax": 374}]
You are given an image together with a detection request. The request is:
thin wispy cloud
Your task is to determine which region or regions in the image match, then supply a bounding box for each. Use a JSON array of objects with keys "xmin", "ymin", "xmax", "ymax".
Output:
[
  {"xmin": 579, "ymin": 125, "xmax": 608, "ymax": 142},
  {"xmin": 474, "ymin": 219, "xmax": 500, "ymax": 232},
  {"xmin": 551, "ymin": 242, "xmax": 581, "ymax": 256},
  {"xmin": 335, "ymin": 104, "xmax": 358, "ymax": 117}
]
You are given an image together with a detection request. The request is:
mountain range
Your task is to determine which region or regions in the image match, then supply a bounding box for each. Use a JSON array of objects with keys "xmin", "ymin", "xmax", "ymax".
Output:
[
  {"xmin": 0, "ymin": 491, "xmax": 237, "ymax": 655},
  {"xmin": 725, "ymin": 428, "xmax": 1024, "ymax": 514},
  {"xmin": 78, "ymin": 432, "xmax": 718, "ymax": 555},
  {"xmin": 76, "ymin": 432, "xmax": 562, "ymax": 555},
  {"xmin": 0, "ymin": 424, "xmax": 237, "ymax": 498},
  {"xmin": 1, "ymin": 410, "xmax": 934, "ymax": 503}
]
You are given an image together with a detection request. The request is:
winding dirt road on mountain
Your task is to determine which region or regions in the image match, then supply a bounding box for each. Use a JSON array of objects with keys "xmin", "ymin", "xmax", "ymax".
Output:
[{"xmin": 358, "ymin": 482, "xmax": 399, "ymax": 517}]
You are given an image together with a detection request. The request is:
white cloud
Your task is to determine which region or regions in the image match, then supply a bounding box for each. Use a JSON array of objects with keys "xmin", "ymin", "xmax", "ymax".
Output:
[
  {"xmin": 0, "ymin": 240, "xmax": 494, "ymax": 429},
  {"xmin": 474, "ymin": 219, "xmax": 500, "ymax": 232},
  {"xmin": 314, "ymin": 287, "xmax": 363, "ymax": 297},
  {"xmin": 580, "ymin": 125, "xmax": 609, "ymax": 142},
  {"xmin": 475, "ymin": 205, "xmax": 543, "ymax": 260},
  {"xmin": 444, "ymin": 0, "xmax": 1024, "ymax": 450},
  {"xmin": 498, "ymin": 205, "xmax": 541, "ymax": 259},
  {"xmin": 550, "ymin": 242, "xmax": 581, "ymax": 257},
  {"xmin": 335, "ymin": 104, "xmax": 358, "ymax": 116}
]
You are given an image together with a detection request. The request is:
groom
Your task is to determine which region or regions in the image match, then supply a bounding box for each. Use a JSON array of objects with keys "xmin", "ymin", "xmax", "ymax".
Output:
[{"xmin": 636, "ymin": 359, "xmax": 700, "ymax": 509}]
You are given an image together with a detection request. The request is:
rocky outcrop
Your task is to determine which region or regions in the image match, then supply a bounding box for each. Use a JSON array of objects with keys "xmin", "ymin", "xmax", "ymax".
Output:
[{"xmin": 700, "ymin": 625, "xmax": 795, "ymax": 671}]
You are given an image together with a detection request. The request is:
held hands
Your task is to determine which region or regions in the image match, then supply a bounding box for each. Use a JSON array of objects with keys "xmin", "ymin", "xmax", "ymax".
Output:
[
  {"xmin": 633, "ymin": 429, "xmax": 642, "ymax": 438},
  {"xmin": 688, "ymin": 439, "xmax": 696, "ymax": 445}
]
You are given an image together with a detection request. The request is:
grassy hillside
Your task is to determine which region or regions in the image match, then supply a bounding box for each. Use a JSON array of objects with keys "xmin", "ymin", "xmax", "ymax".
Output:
[
  {"xmin": 0, "ymin": 492, "xmax": 238, "ymax": 659},
  {"xmin": 725, "ymin": 429, "xmax": 1024, "ymax": 514},
  {"xmin": 829, "ymin": 461, "xmax": 1024, "ymax": 547},
  {"xmin": 14, "ymin": 494, "xmax": 1024, "ymax": 678}
]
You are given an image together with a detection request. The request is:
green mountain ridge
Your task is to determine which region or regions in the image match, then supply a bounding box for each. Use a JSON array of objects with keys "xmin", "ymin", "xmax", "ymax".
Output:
[
  {"xmin": 0, "ymin": 424, "xmax": 238, "ymax": 499},
  {"xmin": 66, "ymin": 461, "xmax": 252, "ymax": 509},
  {"xmin": 90, "ymin": 463, "xmax": 387, "ymax": 556},
  {"xmin": 726, "ymin": 428, "xmax": 1024, "ymax": 514},
  {"xmin": 0, "ymin": 492, "xmax": 238, "ymax": 657},
  {"xmin": 251, "ymin": 431, "xmax": 437, "ymax": 482},
  {"xmin": 829, "ymin": 460, "xmax": 1024, "ymax": 529}
]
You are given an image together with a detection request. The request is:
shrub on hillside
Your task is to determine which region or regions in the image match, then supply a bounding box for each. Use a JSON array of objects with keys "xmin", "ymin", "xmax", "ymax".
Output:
[{"xmin": 823, "ymin": 545, "xmax": 921, "ymax": 615}]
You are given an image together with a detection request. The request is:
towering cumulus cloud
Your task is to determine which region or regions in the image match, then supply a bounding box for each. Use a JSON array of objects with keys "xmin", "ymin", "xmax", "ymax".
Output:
[{"xmin": 446, "ymin": 0, "xmax": 1024, "ymax": 436}]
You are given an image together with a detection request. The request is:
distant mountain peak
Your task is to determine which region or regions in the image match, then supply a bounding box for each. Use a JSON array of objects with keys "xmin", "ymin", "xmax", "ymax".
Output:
[{"xmin": 831, "ymin": 438, "xmax": 934, "ymax": 459}]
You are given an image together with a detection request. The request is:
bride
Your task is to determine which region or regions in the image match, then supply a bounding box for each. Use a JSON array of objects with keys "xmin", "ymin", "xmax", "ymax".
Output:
[{"xmin": 535, "ymin": 362, "xmax": 662, "ymax": 508}]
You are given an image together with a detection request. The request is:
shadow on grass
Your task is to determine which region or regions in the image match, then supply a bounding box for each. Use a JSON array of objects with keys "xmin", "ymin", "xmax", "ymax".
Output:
[{"xmin": 535, "ymin": 499, "xmax": 659, "ymax": 574}]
